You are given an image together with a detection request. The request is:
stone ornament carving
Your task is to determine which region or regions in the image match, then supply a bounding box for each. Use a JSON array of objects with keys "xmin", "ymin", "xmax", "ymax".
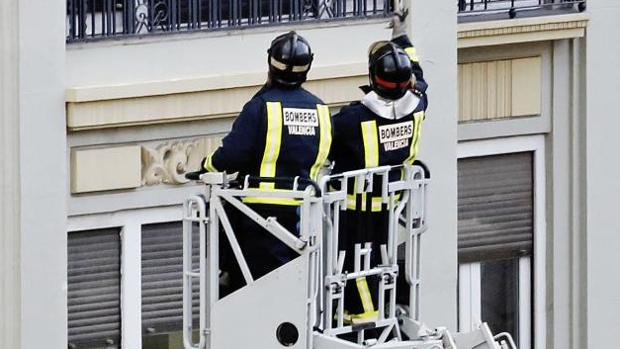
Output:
[{"xmin": 141, "ymin": 137, "xmax": 222, "ymax": 186}]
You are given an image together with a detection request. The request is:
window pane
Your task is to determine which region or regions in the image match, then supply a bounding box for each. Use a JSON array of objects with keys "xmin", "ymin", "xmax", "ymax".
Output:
[
  {"xmin": 68, "ymin": 228, "xmax": 121, "ymax": 349},
  {"xmin": 480, "ymin": 258, "xmax": 520, "ymax": 347}
]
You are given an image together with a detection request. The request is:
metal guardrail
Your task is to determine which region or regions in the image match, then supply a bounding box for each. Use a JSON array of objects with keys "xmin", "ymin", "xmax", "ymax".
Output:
[
  {"xmin": 458, "ymin": 0, "xmax": 586, "ymax": 18},
  {"xmin": 67, "ymin": 0, "xmax": 390, "ymax": 42}
]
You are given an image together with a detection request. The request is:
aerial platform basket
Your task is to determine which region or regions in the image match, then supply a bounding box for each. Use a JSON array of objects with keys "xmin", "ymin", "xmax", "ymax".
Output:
[{"xmin": 182, "ymin": 163, "xmax": 517, "ymax": 349}]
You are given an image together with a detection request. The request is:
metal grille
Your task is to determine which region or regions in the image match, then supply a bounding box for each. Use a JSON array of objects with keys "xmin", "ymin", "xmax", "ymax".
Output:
[
  {"xmin": 67, "ymin": 0, "xmax": 391, "ymax": 42},
  {"xmin": 142, "ymin": 221, "xmax": 200, "ymax": 336},
  {"xmin": 458, "ymin": 0, "xmax": 586, "ymax": 17},
  {"xmin": 68, "ymin": 229, "xmax": 121, "ymax": 349},
  {"xmin": 457, "ymin": 152, "xmax": 534, "ymax": 263}
]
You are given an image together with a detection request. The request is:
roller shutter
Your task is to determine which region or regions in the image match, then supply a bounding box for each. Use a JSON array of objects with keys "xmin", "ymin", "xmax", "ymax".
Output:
[
  {"xmin": 68, "ymin": 228, "xmax": 121, "ymax": 348},
  {"xmin": 458, "ymin": 152, "xmax": 534, "ymax": 263},
  {"xmin": 141, "ymin": 222, "xmax": 199, "ymax": 335}
]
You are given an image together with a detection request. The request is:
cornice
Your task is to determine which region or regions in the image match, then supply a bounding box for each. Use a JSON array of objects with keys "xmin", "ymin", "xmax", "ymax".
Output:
[{"xmin": 458, "ymin": 13, "xmax": 589, "ymax": 48}]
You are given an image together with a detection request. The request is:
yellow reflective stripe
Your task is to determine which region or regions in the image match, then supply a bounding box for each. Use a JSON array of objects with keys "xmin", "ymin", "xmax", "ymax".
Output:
[
  {"xmin": 346, "ymin": 193, "xmax": 402, "ymax": 212},
  {"xmin": 361, "ymin": 120, "xmax": 379, "ymax": 168},
  {"xmin": 355, "ymin": 277, "xmax": 375, "ymax": 314},
  {"xmin": 405, "ymin": 46, "xmax": 419, "ymax": 62},
  {"xmin": 310, "ymin": 104, "xmax": 332, "ymax": 181},
  {"xmin": 404, "ymin": 111, "xmax": 424, "ymax": 166},
  {"xmin": 204, "ymin": 153, "xmax": 218, "ymax": 172},
  {"xmin": 242, "ymin": 197, "xmax": 302, "ymax": 206},
  {"xmin": 242, "ymin": 188, "xmax": 303, "ymax": 206},
  {"xmin": 260, "ymin": 102, "xmax": 283, "ymax": 190},
  {"xmin": 342, "ymin": 310, "xmax": 379, "ymax": 325},
  {"xmin": 347, "ymin": 195, "xmax": 383, "ymax": 212}
]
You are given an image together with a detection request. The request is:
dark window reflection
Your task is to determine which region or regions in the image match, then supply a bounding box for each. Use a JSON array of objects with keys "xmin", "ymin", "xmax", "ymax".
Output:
[{"xmin": 480, "ymin": 258, "xmax": 520, "ymax": 348}]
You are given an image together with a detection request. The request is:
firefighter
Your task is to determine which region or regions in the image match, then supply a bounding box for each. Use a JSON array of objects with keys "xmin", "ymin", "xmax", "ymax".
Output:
[
  {"xmin": 329, "ymin": 11, "xmax": 428, "ymax": 324},
  {"xmin": 194, "ymin": 31, "xmax": 332, "ymax": 288}
]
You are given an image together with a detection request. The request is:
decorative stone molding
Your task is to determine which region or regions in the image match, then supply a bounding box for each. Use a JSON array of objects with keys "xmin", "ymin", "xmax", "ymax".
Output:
[
  {"xmin": 459, "ymin": 20, "xmax": 588, "ymax": 39},
  {"xmin": 65, "ymin": 68, "xmax": 367, "ymax": 131},
  {"xmin": 458, "ymin": 13, "xmax": 589, "ymax": 48},
  {"xmin": 141, "ymin": 136, "xmax": 222, "ymax": 186}
]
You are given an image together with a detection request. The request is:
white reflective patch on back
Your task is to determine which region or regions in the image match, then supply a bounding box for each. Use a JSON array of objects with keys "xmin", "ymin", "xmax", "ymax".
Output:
[
  {"xmin": 282, "ymin": 108, "xmax": 319, "ymax": 126},
  {"xmin": 283, "ymin": 108, "xmax": 318, "ymax": 136},
  {"xmin": 378, "ymin": 121, "xmax": 413, "ymax": 151}
]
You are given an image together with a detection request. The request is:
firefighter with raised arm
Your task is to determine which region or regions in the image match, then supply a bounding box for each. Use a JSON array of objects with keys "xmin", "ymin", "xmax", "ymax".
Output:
[
  {"xmin": 194, "ymin": 31, "xmax": 332, "ymax": 288},
  {"xmin": 329, "ymin": 11, "xmax": 428, "ymax": 324}
]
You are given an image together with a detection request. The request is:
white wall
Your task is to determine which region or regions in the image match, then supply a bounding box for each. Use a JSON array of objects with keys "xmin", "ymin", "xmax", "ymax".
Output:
[
  {"xmin": 66, "ymin": 21, "xmax": 390, "ymax": 88},
  {"xmin": 18, "ymin": 0, "xmax": 68, "ymax": 348},
  {"xmin": 410, "ymin": 0, "xmax": 459, "ymax": 330},
  {"xmin": 0, "ymin": 0, "xmax": 21, "ymax": 347},
  {"xmin": 585, "ymin": 0, "xmax": 620, "ymax": 347}
]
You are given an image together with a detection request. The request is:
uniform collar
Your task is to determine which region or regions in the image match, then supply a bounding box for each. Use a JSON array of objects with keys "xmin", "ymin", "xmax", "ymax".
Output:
[{"xmin": 361, "ymin": 90, "xmax": 421, "ymax": 120}]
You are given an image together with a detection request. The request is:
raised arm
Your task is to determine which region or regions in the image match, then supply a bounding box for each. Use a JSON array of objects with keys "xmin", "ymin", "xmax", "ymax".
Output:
[{"xmin": 389, "ymin": 10, "xmax": 428, "ymax": 96}]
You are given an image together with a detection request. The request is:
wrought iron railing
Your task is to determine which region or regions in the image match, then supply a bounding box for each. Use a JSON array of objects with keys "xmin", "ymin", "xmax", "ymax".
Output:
[
  {"xmin": 458, "ymin": 0, "xmax": 586, "ymax": 18},
  {"xmin": 67, "ymin": 0, "xmax": 391, "ymax": 42}
]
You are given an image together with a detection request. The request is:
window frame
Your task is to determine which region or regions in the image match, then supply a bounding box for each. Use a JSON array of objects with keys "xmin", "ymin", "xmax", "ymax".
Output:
[
  {"xmin": 456, "ymin": 135, "xmax": 546, "ymax": 349},
  {"xmin": 458, "ymin": 257, "xmax": 532, "ymax": 347},
  {"xmin": 68, "ymin": 206, "xmax": 183, "ymax": 349}
]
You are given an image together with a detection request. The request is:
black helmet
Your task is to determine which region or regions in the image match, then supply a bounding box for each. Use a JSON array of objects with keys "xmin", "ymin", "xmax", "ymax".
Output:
[
  {"xmin": 268, "ymin": 31, "xmax": 314, "ymax": 88},
  {"xmin": 368, "ymin": 41, "xmax": 413, "ymax": 100}
]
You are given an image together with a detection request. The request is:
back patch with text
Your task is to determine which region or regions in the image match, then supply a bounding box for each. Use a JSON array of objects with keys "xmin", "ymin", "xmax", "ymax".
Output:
[
  {"xmin": 283, "ymin": 108, "xmax": 318, "ymax": 136},
  {"xmin": 378, "ymin": 121, "xmax": 413, "ymax": 151}
]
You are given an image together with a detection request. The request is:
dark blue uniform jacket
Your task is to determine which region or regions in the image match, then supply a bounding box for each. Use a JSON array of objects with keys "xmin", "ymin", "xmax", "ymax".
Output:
[{"xmin": 204, "ymin": 84, "xmax": 332, "ymax": 194}]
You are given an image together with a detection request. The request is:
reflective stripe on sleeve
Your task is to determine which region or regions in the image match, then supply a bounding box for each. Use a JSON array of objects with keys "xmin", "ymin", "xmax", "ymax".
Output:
[
  {"xmin": 310, "ymin": 104, "xmax": 332, "ymax": 181},
  {"xmin": 404, "ymin": 111, "xmax": 425, "ymax": 166},
  {"xmin": 204, "ymin": 153, "xmax": 218, "ymax": 172},
  {"xmin": 259, "ymin": 102, "xmax": 283, "ymax": 190},
  {"xmin": 404, "ymin": 46, "xmax": 419, "ymax": 62},
  {"xmin": 361, "ymin": 120, "xmax": 379, "ymax": 168}
]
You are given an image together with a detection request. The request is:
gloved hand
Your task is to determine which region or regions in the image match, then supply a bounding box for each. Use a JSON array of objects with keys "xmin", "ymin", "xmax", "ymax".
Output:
[
  {"xmin": 389, "ymin": 8, "xmax": 409, "ymax": 39},
  {"xmin": 184, "ymin": 157, "xmax": 208, "ymax": 180},
  {"xmin": 413, "ymin": 80, "xmax": 428, "ymax": 96}
]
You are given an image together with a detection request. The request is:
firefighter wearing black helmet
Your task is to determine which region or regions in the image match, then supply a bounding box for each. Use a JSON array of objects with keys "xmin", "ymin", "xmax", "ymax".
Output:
[
  {"xmin": 329, "ymin": 12, "xmax": 428, "ymax": 323},
  {"xmin": 196, "ymin": 31, "xmax": 332, "ymax": 289}
]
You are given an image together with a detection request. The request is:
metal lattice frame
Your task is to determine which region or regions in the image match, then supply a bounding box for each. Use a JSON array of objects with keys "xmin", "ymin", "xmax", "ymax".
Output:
[
  {"xmin": 182, "ymin": 173, "xmax": 322, "ymax": 349},
  {"xmin": 458, "ymin": 0, "xmax": 586, "ymax": 17},
  {"xmin": 181, "ymin": 166, "xmax": 520, "ymax": 349},
  {"xmin": 66, "ymin": 0, "xmax": 391, "ymax": 42},
  {"xmin": 318, "ymin": 164, "xmax": 430, "ymax": 345}
]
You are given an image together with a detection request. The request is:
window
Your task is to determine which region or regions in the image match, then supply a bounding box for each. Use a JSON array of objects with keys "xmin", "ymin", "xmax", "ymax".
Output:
[
  {"xmin": 68, "ymin": 228, "xmax": 122, "ymax": 349},
  {"xmin": 68, "ymin": 206, "xmax": 183, "ymax": 348},
  {"xmin": 457, "ymin": 136, "xmax": 546, "ymax": 349}
]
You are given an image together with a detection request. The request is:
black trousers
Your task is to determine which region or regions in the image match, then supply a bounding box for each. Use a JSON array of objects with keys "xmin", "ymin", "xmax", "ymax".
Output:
[{"xmin": 338, "ymin": 208, "xmax": 389, "ymax": 315}]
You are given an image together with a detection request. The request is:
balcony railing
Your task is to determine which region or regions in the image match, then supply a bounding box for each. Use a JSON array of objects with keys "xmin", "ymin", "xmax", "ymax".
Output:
[
  {"xmin": 67, "ymin": 0, "xmax": 391, "ymax": 42},
  {"xmin": 458, "ymin": 0, "xmax": 586, "ymax": 20}
]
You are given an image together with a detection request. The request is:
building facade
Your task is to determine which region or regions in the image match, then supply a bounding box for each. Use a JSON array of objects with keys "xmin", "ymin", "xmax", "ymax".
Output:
[{"xmin": 1, "ymin": 0, "xmax": 619, "ymax": 348}]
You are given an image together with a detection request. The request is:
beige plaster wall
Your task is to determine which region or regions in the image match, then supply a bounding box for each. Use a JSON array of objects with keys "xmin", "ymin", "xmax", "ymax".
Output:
[{"xmin": 458, "ymin": 56, "xmax": 542, "ymax": 122}]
